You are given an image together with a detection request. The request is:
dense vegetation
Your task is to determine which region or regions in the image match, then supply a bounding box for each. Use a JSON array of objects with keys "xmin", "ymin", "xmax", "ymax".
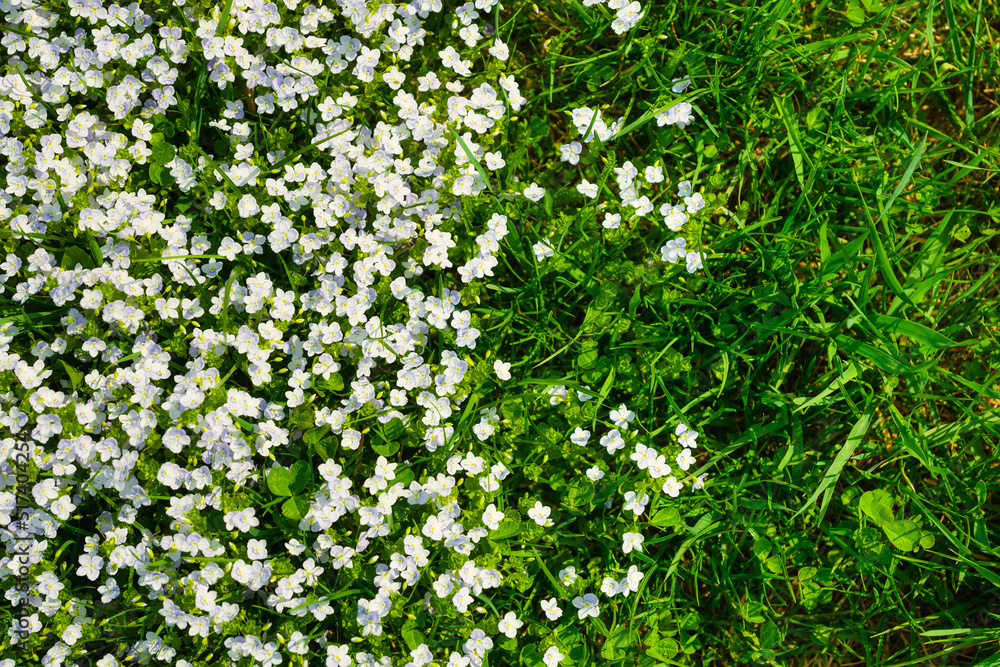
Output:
[{"xmin": 0, "ymin": 0, "xmax": 997, "ymax": 665}]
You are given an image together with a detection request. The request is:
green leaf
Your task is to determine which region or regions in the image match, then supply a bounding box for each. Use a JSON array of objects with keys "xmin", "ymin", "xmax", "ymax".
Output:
[
  {"xmin": 267, "ymin": 461, "xmax": 310, "ymax": 496},
  {"xmin": 401, "ymin": 619, "xmax": 426, "ymax": 651},
  {"xmin": 304, "ymin": 425, "xmax": 330, "ymax": 445},
  {"xmin": 61, "ymin": 246, "xmax": 94, "ymax": 270},
  {"xmin": 372, "ymin": 439, "xmax": 400, "ymax": 457},
  {"xmin": 578, "ymin": 348, "xmax": 599, "ymax": 369},
  {"xmin": 647, "ymin": 637, "xmax": 679, "ymax": 662},
  {"xmin": 871, "ymin": 314, "xmax": 957, "ymax": 349},
  {"xmin": 834, "ymin": 335, "xmax": 923, "ymax": 375},
  {"xmin": 650, "ymin": 506, "xmax": 681, "ymax": 528},
  {"xmin": 777, "ymin": 97, "xmax": 809, "ymax": 188},
  {"xmin": 281, "ymin": 496, "xmax": 310, "ymax": 521},
  {"xmin": 149, "ymin": 163, "xmax": 175, "ymax": 187},
  {"xmin": 565, "ymin": 480, "xmax": 595, "ymax": 508},
  {"xmin": 859, "ymin": 490, "xmax": 895, "ymax": 527},
  {"xmin": 288, "ymin": 461, "xmax": 310, "ymax": 494},
  {"xmin": 489, "ymin": 519, "xmax": 520, "ymax": 541},
  {"xmin": 760, "ymin": 621, "xmax": 781, "ymax": 648},
  {"xmin": 321, "ymin": 372, "xmax": 344, "ymax": 392},
  {"xmin": 58, "ymin": 360, "xmax": 84, "ymax": 392},
  {"xmin": 267, "ymin": 466, "xmax": 295, "ymax": 496},
  {"xmin": 883, "ymin": 519, "xmax": 921, "ymax": 551},
  {"xmin": 845, "ymin": 2, "xmax": 866, "ymax": 25},
  {"xmin": 752, "ymin": 537, "xmax": 772, "ymax": 561},
  {"xmin": 383, "ymin": 417, "xmax": 405, "ymax": 441},
  {"xmin": 794, "ymin": 406, "xmax": 874, "ymax": 521},
  {"xmin": 741, "ymin": 601, "xmax": 766, "ymax": 624},
  {"xmin": 151, "ymin": 141, "xmax": 176, "ymax": 165}
]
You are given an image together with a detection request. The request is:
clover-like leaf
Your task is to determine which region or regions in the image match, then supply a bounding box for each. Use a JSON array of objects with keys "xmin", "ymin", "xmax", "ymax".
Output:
[{"xmin": 883, "ymin": 519, "xmax": 921, "ymax": 551}]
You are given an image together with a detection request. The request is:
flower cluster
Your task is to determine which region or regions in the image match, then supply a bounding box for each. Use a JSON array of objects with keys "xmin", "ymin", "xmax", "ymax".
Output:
[{"xmin": 0, "ymin": 0, "xmax": 708, "ymax": 664}]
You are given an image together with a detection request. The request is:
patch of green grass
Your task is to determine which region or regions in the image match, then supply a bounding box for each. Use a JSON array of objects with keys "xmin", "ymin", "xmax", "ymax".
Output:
[{"xmin": 493, "ymin": 0, "xmax": 1000, "ymax": 664}]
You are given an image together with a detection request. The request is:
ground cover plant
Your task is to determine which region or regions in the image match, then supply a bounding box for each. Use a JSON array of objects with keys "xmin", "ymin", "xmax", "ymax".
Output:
[{"xmin": 0, "ymin": 0, "xmax": 998, "ymax": 665}]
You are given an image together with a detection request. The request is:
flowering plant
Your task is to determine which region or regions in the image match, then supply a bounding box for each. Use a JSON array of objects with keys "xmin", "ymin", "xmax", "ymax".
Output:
[{"xmin": 0, "ymin": 0, "xmax": 714, "ymax": 664}]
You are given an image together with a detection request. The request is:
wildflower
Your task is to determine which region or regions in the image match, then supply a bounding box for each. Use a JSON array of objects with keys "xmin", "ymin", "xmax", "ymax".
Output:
[
  {"xmin": 558, "ymin": 566, "xmax": 578, "ymax": 586},
  {"xmin": 676, "ymin": 449, "xmax": 696, "ymax": 471},
  {"xmin": 572, "ymin": 593, "xmax": 600, "ymax": 619},
  {"xmin": 543, "ymin": 646, "xmax": 565, "ymax": 667},
  {"xmin": 623, "ymin": 491, "xmax": 649, "ymax": 516},
  {"xmin": 498, "ymin": 612, "xmax": 523, "ymax": 638},
  {"xmin": 577, "ymin": 180, "xmax": 599, "ymax": 199},
  {"xmin": 621, "ymin": 565, "xmax": 644, "ymax": 596},
  {"xmin": 528, "ymin": 501, "xmax": 553, "ymax": 527},
  {"xmin": 675, "ymin": 423, "xmax": 699, "ymax": 448},
  {"xmin": 523, "ymin": 183, "xmax": 546, "ymax": 202},
  {"xmin": 477, "ymin": 505, "xmax": 503, "ymax": 532},
  {"xmin": 600, "ymin": 429, "xmax": 625, "ymax": 454},
  {"xmin": 493, "ymin": 360, "xmax": 512, "ymax": 380},
  {"xmin": 662, "ymin": 477, "xmax": 683, "ymax": 497},
  {"xmin": 540, "ymin": 598, "xmax": 562, "ymax": 621},
  {"xmin": 532, "ymin": 241, "xmax": 554, "ymax": 262},
  {"xmin": 622, "ymin": 532, "xmax": 644, "ymax": 554}
]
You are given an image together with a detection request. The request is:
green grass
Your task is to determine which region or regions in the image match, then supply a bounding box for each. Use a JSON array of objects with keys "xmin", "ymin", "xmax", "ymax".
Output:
[
  {"xmin": 3, "ymin": 0, "xmax": 999, "ymax": 665},
  {"xmin": 487, "ymin": 0, "xmax": 1000, "ymax": 664}
]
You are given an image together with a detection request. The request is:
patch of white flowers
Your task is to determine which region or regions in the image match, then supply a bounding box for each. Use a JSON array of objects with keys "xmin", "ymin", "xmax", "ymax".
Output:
[{"xmin": 0, "ymin": 0, "xmax": 708, "ymax": 664}]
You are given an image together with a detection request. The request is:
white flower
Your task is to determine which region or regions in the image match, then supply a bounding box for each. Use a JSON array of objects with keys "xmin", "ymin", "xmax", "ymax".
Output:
[
  {"xmin": 685, "ymin": 251, "xmax": 704, "ymax": 273},
  {"xmin": 622, "ymin": 532, "xmax": 644, "ymax": 554},
  {"xmin": 543, "ymin": 646, "xmax": 565, "ymax": 667},
  {"xmin": 498, "ymin": 612, "xmax": 523, "ymax": 638},
  {"xmin": 533, "ymin": 241, "xmax": 554, "ymax": 262},
  {"xmin": 600, "ymin": 429, "xmax": 625, "ymax": 454},
  {"xmin": 675, "ymin": 423, "xmax": 699, "ymax": 448},
  {"xmin": 493, "ymin": 360, "xmax": 512, "ymax": 380},
  {"xmin": 482, "ymin": 504, "xmax": 505, "ymax": 531},
  {"xmin": 623, "ymin": 491, "xmax": 649, "ymax": 516},
  {"xmin": 676, "ymin": 449, "xmax": 696, "ymax": 471},
  {"xmin": 524, "ymin": 183, "xmax": 546, "ymax": 201},
  {"xmin": 540, "ymin": 598, "xmax": 563, "ymax": 621},
  {"xmin": 577, "ymin": 180, "xmax": 599, "ymax": 198},
  {"xmin": 662, "ymin": 477, "xmax": 683, "ymax": 497},
  {"xmin": 601, "ymin": 576, "xmax": 622, "ymax": 597},
  {"xmin": 684, "ymin": 192, "xmax": 705, "ymax": 214},
  {"xmin": 572, "ymin": 593, "xmax": 600, "ymax": 619},
  {"xmin": 528, "ymin": 501, "xmax": 552, "ymax": 527},
  {"xmin": 558, "ymin": 566, "xmax": 578, "ymax": 586}
]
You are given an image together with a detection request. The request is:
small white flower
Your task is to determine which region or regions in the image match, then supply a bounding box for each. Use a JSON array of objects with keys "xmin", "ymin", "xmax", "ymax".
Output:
[
  {"xmin": 572, "ymin": 593, "xmax": 600, "ymax": 619},
  {"xmin": 676, "ymin": 449, "xmax": 696, "ymax": 471},
  {"xmin": 622, "ymin": 531, "xmax": 644, "ymax": 554},
  {"xmin": 533, "ymin": 241, "xmax": 554, "ymax": 262},
  {"xmin": 577, "ymin": 180, "xmax": 599, "ymax": 199},
  {"xmin": 524, "ymin": 183, "xmax": 545, "ymax": 202},
  {"xmin": 543, "ymin": 646, "xmax": 565, "ymax": 667},
  {"xmin": 528, "ymin": 501, "xmax": 552, "ymax": 527},
  {"xmin": 498, "ymin": 611, "xmax": 523, "ymax": 638},
  {"xmin": 540, "ymin": 598, "xmax": 563, "ymax": 621},
  {"xmin": 493, "ymin": 360, "xmax": 512, "ymax": 380},
  {"xmin": 662, "ymin": 477, "xmax": 683, "ymax": 497}
]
